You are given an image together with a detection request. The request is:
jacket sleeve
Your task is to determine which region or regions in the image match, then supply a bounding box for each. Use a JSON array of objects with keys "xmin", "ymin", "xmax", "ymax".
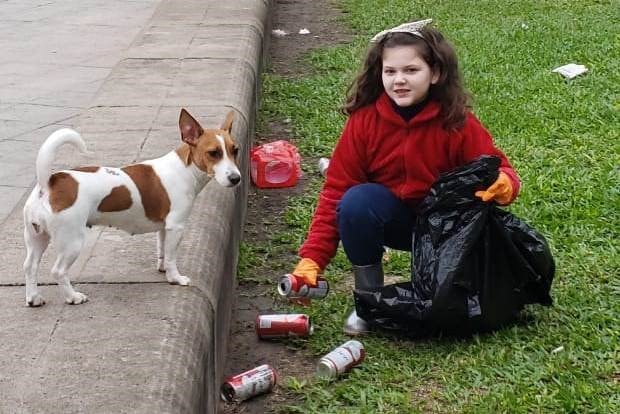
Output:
[
  {"xmin": 298, "ymin": 115, "xmax": 368, "ymax": 270},
  {"xmin": 458, "ymin": 113, "xmax": 521, "ymax": 203}
]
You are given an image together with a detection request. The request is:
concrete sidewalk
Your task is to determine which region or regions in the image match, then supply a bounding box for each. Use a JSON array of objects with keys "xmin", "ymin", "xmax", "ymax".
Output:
[{"xmin": 0, "ymin": 1, "xmax": 270, "ymax": 412}]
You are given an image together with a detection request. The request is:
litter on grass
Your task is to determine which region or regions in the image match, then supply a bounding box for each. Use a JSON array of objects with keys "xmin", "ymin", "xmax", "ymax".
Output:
[
  {"xmin": 318, "ymin": 157, "xmax": 329, "ymax": 177},
  {"xmin": 551, "ymin": 345, "xmax": 564, "ymax": 354},
  {"xmin": 255, "ymin": 314, "xmax": 313, "ymax": 339},
  {"xmin": 221, "ymin": 364, "xmax": 277, "ymax": 402},
  {"xmin": 316, "ymin": 340, "xmax": 365, "ymax": 378},
  {"xmin": 250, "ymin": 140, "xmax": 302, "ymax": 188},
  {"xmin": 552, "ymin": 63, "xmax": 588, "ymax": 79}
]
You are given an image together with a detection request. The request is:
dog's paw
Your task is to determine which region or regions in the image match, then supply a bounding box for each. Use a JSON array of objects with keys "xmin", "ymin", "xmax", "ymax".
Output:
[
  {"xmin": 65, "ymin": 292, "xmax": 89, "ymax": 305},
  {"xmin": 168, "ymin": 275, "xmax": 191, "ymax": 286},
  {"xmin": 26, "ymin": 294, "xmax": 46, "ymax": 307}
]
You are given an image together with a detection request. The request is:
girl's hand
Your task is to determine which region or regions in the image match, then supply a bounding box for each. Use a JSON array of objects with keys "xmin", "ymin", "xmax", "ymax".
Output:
[
  {"xmin": 475, "ymin": 172, "xmax": 513, "ymax": 205},
  {"xmin": 292, "ymin": 258, "xmax": 321, "ymax": 287}
]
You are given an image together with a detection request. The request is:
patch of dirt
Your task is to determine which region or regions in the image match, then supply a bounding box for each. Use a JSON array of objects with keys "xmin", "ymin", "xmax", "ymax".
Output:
[
  {"xmin": 219, "ymin": 1, "xmax": 351, "ymax": 413},
  {"xmin": 268, "ymin": 0, "xmax": 352, "ymax": 76}
]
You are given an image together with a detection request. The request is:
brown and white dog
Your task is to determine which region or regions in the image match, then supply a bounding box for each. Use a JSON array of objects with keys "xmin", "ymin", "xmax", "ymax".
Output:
[{"xmin": 22, "ymin": 109, "xmax": 241, "ymax": 306}]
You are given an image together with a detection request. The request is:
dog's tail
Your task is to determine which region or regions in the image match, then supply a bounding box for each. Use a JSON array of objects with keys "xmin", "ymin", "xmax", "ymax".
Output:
[{"xmin": 36, "ymin": 128, "xmax": 90, "ymax": 190}]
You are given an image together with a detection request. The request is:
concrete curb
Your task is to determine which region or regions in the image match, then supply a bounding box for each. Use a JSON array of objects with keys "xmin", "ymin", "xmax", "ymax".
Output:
[{"xmin": 0, "ymin": 0, "xmax": 271, "ymax": 413}]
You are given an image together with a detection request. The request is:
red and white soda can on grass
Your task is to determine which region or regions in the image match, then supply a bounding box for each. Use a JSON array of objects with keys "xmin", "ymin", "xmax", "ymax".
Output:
[
  {"xmin": 316, "ymin": 340, "xmax": 366, "ymax": 378},
  {"xmin": 255, "ymin": 314, "xmax": 314, "ymax": 339},
  {"xmin": 220, "ymin": 364, "xmax": 277, "ymax": 402}
]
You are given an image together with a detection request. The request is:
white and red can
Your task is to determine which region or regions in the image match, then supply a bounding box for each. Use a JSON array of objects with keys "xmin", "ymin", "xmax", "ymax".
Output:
[
  {"xmin": 316, "ymin": 340, "xmax": 365, "ymax": 378},
  {"xmin": 220, "ymin": 364, "xmax": 277, "ymax": 402},
  {"xmin": 255, "ymin": 314, "xmax": 314, "ymax": 339},
  {"xmin": 277, "ymin": 274, "xmax": 329, "ymax": 299}
]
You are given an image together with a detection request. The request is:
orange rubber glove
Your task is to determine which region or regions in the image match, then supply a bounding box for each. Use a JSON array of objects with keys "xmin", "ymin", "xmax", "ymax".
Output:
[
  {"xmin": 475, "ymin": 171, "xmax": 513, "ymax": 205},
  {"xmin": 292, "ymin": 258, "xmax": 321, "ymax": 287}
]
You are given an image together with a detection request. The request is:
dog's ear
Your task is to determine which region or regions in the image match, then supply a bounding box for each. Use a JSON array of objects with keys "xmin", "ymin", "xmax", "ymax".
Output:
[
  {"xmin": 179, "ymin": 109, "xmax": 204, "ymax": 146},
  {"xmin": 220, "ymin": 110, "xmax": 234, "ymax": 134}
]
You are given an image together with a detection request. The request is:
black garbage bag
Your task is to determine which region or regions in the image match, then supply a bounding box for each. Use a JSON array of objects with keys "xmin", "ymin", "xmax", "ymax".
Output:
[{"xmin": 354, "ymin": 156, "xmax": 555, "ymax": 336}]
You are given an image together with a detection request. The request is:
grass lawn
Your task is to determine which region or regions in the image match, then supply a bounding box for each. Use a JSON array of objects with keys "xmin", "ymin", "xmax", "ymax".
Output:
[{"xmin": 244, "ymin": 0, "xmax": 619, "ymax": 412}]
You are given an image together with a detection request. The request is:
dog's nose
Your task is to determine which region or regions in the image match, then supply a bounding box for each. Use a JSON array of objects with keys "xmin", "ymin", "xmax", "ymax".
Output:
[{"xmin": 228, "ymin": 173, "xmax": 241, "ymax": 185}]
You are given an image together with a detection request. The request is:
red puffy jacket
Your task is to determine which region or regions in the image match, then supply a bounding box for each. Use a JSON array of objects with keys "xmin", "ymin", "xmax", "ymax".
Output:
[{"xmin": 299, "ymin": 92, "xmax": 521, "ymax": 269}]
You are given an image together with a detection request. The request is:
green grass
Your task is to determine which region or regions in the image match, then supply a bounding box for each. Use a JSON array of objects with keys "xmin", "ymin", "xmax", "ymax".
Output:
[{"xmin": 245, "ymin": 0, "xmax": 620, "ymax": 412}]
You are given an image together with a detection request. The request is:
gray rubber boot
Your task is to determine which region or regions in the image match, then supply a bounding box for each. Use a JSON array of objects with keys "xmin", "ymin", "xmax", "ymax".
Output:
[{"xmin": 343, "ymin": 263, "xmax": 384, "ymax": 336}]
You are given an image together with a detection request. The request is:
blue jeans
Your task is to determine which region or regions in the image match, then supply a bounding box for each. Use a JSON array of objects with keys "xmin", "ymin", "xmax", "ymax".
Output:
[{"xmin": 336, "ymin": 183, "xmax": 415, "ymax": 266}]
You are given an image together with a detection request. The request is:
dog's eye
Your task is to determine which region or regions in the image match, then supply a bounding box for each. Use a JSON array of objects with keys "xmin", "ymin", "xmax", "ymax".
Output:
[
  {"xmin": 231, "ymin": 146, "xmax": 239, "ymax": 158},
  {"xmin": 207, "ymin": 150, "xmax": 221, "ymax": 158}
]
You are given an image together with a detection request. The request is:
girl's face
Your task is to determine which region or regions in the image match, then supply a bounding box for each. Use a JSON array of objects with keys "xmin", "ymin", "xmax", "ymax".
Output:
[{"xmin": 381, "ymin": 45, "xmax": 439, "ymax": 107}]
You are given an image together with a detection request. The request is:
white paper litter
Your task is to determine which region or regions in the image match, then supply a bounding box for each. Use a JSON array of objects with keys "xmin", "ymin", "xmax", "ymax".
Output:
[
  {"xmin": 299, "ymin": 28, "xmax": 311, "ymax": 35},
  {"xmin": 551, "ymin": 345, "xmax": 564, "ymax": 354},
  {"xmin": 272, "ymin": 29, "xmax": 288, "ymax": 37},
  {"xmin": 552, "ymin": 63, "xmax": 588, "ymax": 79}
]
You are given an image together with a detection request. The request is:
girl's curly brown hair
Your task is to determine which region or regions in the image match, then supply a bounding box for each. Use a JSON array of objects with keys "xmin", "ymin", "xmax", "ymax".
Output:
[{"xmin": 343, "ymin": 27, "xmax": 471, "ymax": 130}]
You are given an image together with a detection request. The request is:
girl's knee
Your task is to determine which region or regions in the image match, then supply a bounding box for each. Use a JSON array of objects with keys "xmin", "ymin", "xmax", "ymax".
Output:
[
  {"xmin": 338, "ymin": 184, "xmax": 391, "ymax": 225},
  {"xmin": 340, "ymin": 183, "xmax": 389, "ymax": 207}
]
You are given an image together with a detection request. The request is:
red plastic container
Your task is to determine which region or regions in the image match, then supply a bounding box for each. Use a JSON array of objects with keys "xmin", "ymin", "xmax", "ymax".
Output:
[{"xmin": 250, "ymin": 140, "xmax": 302, "ymax": 188}]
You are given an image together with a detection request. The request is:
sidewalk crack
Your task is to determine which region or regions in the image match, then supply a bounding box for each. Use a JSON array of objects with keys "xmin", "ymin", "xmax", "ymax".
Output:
[{"xmin": 36, "ymin": 317, "xmax": 61, "ymax": 362}]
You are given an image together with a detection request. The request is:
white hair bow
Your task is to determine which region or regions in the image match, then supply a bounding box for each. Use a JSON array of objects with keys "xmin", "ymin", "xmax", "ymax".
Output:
[{"xmin": 370, "ymin": 19, "xmax": 433, "ymax": 43}]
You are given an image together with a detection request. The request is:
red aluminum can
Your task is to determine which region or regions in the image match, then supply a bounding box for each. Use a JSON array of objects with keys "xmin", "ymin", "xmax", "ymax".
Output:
[
  {"xmin": 220, "ymin": 364, "xmax": 277, "ymax": 402},
  {"xmin": 255, "ymin": 314, "xmax": 314, "ymax": 339},
  {"xmin": 277, "ymin": 274, "xmax": 329, "ymax": 299}
]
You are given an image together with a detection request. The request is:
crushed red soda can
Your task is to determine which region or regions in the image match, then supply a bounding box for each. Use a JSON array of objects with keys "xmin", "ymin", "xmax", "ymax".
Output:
[
  {"xmin": 316, "ymin": 340, "xmax": 365, "ymax": 378},
  {"xmin": 255, "ymin": 314, "xmax": 313, "ymax": 339},
  {"xmin": 277, "ymin": 274, "xmax": 329, "ymax": 300},
  {"xmin": 220, "ymin": 364, "xmax": 277, "ymax": 402}
]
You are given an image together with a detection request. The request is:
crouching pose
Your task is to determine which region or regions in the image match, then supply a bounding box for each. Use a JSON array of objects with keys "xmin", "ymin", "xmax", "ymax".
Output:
[{"xmin": 290, "ymin": 20, "xmax": 520, "ymax": 335}]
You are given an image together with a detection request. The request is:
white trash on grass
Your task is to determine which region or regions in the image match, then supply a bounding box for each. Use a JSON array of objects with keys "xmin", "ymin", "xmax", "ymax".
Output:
[
  {"xmin": 272, "ymin": 29, "xmax": 288, "ymax": 37},
  {"xmin": 551, "ymin": 345, "xmax": 564, "ymax": 354},
  {"xmin": 552, "ymin": 63, "xmax": 588, "ymax": 79}
]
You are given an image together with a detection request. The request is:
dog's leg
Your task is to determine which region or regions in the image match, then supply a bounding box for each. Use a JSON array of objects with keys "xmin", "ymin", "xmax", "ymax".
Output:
[
  {"xmin": 52, "ymin": 230, "xmax": 88, "ymax": 305},
  {"xmin": 163, "ymin": 226, "xmax": 190, "ymax": 286},
  {"xmin": 157, "ymin": 230, "xmax": 165, "ymax": 273},
  {"xmin": 23, "ymin": 223, "xmax": 50, "ymax": 307}
]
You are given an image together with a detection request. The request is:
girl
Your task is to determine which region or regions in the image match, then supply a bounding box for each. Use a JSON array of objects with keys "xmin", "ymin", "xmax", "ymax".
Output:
[{"xmin": 290, "ymin": 20, "xmax": 520, "ymax": 335}]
